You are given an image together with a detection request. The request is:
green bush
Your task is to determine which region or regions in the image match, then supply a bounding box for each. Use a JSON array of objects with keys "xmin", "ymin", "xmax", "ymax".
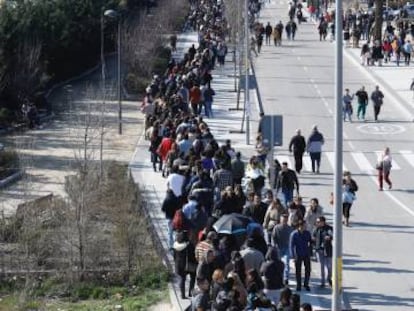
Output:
[
  {"xmin": 91, "ymin": 286, "xmax": 108, "ymax": 299},
  {"xmin": 124, "ymin": 73, "xmax": 150, "ymax": 94},
  {"xmin": 151, "ymin": 57, "xmax": 168, "ymax": 76},
  {"xmin": 0, "ymin": 107, "xmax": 14, "ymax": 127},
  {"xmin": 72, "ymin": 284, "xmax": 94, "ymax": 300},
  {"xmin": 154, "ymin": 46, "xmax": 171, "ymax": 59},
  {"xmin": 132, "ymin": 266, "xmax": 169, "ymax": 290}
]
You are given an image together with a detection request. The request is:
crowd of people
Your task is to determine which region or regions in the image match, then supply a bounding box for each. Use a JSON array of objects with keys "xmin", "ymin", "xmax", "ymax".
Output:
[
  {"xmin": 140, "ymin": 0, "xmax": 399, "ymax": 309},
  {"xmin": 139, "ymin": 1, "xmax": 367, "ymax": 310},
  {"xmin": 342, "ymin": 84, "xmax": 385, "ymax": 122}
]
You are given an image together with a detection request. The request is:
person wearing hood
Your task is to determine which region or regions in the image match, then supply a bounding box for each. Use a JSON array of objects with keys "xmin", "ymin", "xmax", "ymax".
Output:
[
  {"xmin": 260, "ymin": 246, "xmax": 285, "ymax": 304},
  {"xmin": 306, "ymin": 125, "xmax": 324, "ymax": 174},
  {"xmin": 173, "ymin": 231, "xmax": 197, "ymax": 299}
]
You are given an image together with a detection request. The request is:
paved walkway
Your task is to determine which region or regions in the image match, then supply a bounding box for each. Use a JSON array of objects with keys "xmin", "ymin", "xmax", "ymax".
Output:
[{"xmin": 0, "ymin": 57, "xmax": 144, "ymax": 216}]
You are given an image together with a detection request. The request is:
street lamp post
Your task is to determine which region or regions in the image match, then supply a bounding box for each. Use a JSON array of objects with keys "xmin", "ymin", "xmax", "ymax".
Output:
[
  {"xmin": 244, "ymin": 0, "xmax": 250, "ymax": 145},
  {"xmin": 104, "ymin": 9, "xmax": 122, "ymax": 135},
  {"xmin": 332, "ymin": 0, "xmax": 344, "ymax": 309}
]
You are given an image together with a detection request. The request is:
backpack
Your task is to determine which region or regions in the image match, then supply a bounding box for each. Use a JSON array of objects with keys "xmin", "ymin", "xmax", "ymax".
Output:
[
  {"xmin": 172, "ymin": 209, "xmax": 186, "ymax": 231},
  {"xmin": 189, "ymin": 205, "xmax": 208, "ymax": 231}
]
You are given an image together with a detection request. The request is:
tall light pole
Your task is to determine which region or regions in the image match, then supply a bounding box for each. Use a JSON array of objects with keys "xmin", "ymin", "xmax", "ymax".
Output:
[
  {"xmin": 244, "ymin": 0, "xmax": 250, "ymax": 145},
  {"xmin": 104, "ymin": 9, "xmax": 122, "ymax": 135},
  {"xmin": 332, "ymin": 1, "xmax": 344, "ymax": 310}
]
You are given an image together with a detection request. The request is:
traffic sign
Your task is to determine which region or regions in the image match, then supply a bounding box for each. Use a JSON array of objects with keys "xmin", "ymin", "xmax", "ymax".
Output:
[
  {"xmin": 239, "ymin": 75, "xmax": 257, "ymax": 90},
  {"xmin": 261, "ymin": 115, "xmax": 283, "ymax": 146}
]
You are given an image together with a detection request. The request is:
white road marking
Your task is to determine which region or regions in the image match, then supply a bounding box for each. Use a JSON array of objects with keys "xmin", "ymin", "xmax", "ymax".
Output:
[
  {"xmin": 326, "ymin": 151, "xmax": 348, "ymax": 171},
  {"xmin": 399, "ymin": 150, "xmax": 414, "ymax": 167},
  {"xmin": 351, "ymin": 152, "xmax": 374, "ymax": 172}
]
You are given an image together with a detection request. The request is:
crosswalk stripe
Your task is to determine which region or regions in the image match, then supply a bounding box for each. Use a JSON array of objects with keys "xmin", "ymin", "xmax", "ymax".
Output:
[
  {"xmin": 303, "ymin": 154, "xmax": 313, "ymax": 172},
  {"xmin": 326, "ymin": 152, "xmax": 348, "ymax": 172},
  {"xmin": 399, "ymin": 150, "xmax": 414, "ymax": 168},
  {"xmin": 375, "ymin": 151, "xmax": 401, "ymax": 170},
  {"xmin": 351, "ymin": 152, "xmax": 374, "ymax": 172}
]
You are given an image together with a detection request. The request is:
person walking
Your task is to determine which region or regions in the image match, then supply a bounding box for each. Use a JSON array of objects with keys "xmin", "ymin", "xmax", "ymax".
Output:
[
  {"xmin": 276, "ymin": 162, "xmax": 299, "ymax": 207},
  {"xmin": 371, "ymin": 85, "xmax": 384, "ymax": 122},
  {"xmin": 342, "ymin": 172, "xmax": 358, "ymax": 226},
  {"xmin": 376, "ymin": 147, "xmax": 393, "ymax": 191},
  {"xmin": 343, "ymin": 88, "xmax": 354, "ymax": 122},
  {"xmin": 403, "ymin": 40, "xmax": 412, "ymax": 65},
  {"xmin": 306, "ymin": 125, "xmax": 324, "ymax": 174},
  {"xmin": 265, "ymin": 22, "xmax": 273, "ymax": 45},
  {"xmin": 260, "ymin": 246, "xmax": 285, "ymax": 305},
  {"xmin": 201, "ymin": 84, "xmax": 216, "ymax": 118},
  {"xmin": 312, "ymin": 216, "xmax": 333, "ymax": 288},
  {"xmin": 355, "ymin": 86, "xmax": 369, "ymax": 121},
  {"xmin": 173, "ymin": 231, "xmax": 197, "ymax": 299},
  {"xmin": 272, "ymin": 214, "xmax": 293, "ymax": 285},
  {"xmin": 289, "ymin": 129, "xmax": 306, "ymax": 174},
  {"xmin": 289, "ymin": 220, "xmax": 312, "ymax": 291}
]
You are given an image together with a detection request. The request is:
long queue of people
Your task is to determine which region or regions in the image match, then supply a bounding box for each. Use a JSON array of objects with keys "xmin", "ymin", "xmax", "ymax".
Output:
[{"xmin": 141, "ymin": 1, "xmax": 364, "ymax": 310}]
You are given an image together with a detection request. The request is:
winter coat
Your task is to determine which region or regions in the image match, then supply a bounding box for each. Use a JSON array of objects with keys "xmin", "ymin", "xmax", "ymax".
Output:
[
  {"xmin": 161, "ymin": 189, "xmax": 181, "ymax": 219},
  {"xmin": 260, "ymin": 248, "xmax": 285, "ymax": 290},
  {"xmin": 307, "ymin": 131, "xmax": 324, "ymax": 153},
  {"xmin": 173, "ymin": 241, "xmax": 197, "ymax": 276}
]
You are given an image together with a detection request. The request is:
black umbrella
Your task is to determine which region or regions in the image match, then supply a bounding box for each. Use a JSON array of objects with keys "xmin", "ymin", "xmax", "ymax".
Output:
[{"xmin": 213, "ymin": 213, "xmax": 253, "ymax": 235}]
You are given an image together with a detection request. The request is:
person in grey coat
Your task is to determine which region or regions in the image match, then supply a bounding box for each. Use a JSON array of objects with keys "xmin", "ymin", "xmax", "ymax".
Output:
[{"xmin": 306, "ymin": 125, "xmax": 324, "ymax": 174}]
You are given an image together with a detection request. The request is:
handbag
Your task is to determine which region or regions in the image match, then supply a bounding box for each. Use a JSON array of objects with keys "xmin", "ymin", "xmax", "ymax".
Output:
[
  {"xmin": 376, "ymin": 161, "xmax": 383, "ymax": 170},
  {"xmin": 185, "ymin": 248, "xmax": 197, "ymax": 274}
]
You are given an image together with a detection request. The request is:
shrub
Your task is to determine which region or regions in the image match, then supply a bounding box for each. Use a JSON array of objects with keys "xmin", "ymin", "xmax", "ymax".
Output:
[
  {"xmin": 0, "ymin": 107, "xmax": 14, "ymax": 127},
  {"xmin": 151, "ymin": 57, "xmax": 168, "ymax": 76},
  {"xmin": 154, "ymin": 46, "xmax": 171, "ymax": 59},
  {"xmin": 124, "ymin": 73, "xmax": 150, "ymax": 94},
  {"xmin": 71, "ymin": 284, "xmax": 94, "ymax": 300},
  {"xmin": 91, "ymin": 286, "xmax": 108, "ymax": 299}
]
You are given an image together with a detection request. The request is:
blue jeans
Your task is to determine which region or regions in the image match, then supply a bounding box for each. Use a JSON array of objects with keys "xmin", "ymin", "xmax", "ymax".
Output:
[
  {"xmin": 204, "ymin": 101, "xmax": 213, "ymax": 118},
  {"xmin": 281, "ymin": 188, "xmax": 294, "ymax": 207},
  {"xmin": 167, "ymin": 219, "xmax": 174, "ymax": 249},
  {"xmin": 317, "ymin": 250, "xmax": 332, "ymax": 285},
  {"xmin": 279, "ymin": 247, "xmax": 290, "ymax": 282}
]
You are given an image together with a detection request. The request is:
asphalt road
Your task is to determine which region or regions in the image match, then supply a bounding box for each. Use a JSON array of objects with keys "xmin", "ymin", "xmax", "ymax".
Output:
[{"xmin": 255, "ymin": 1, "xmax": 414, "ymax": 310}]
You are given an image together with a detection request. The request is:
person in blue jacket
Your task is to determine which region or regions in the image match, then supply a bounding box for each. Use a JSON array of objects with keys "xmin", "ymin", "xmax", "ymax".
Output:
[{"xmin": 289, "ymin": 220, "xmax": 312, "ymax": 291}]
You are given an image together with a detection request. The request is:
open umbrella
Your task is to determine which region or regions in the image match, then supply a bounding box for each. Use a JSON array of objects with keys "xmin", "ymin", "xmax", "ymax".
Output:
[{"xmin": 213, "ymin": 213, "xmax": 253, "ymax": 235}]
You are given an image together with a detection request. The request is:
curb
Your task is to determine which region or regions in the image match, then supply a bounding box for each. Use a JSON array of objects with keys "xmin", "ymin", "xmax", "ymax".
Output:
[{"xmin": 0, "ymin": 169, "xmax": 24, "ymax": 189}]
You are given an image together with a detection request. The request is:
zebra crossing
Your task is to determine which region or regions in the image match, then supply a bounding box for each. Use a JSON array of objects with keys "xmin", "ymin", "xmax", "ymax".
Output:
[{"xmin": 274, "ymin": 150, "xmax": 414, "ymax": 174}]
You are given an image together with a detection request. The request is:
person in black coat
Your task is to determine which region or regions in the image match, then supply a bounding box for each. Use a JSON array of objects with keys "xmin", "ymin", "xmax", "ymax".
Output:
[
  {"xmin": 173, "ymin": 231, "xmax": 197, "ymax": 299},
  {"xmin": 161, "ymin": 189, "xmax": 182, "ymax": 249},
  {"xmin": 260, "ymin": 246, "xmax": 285, "ymax": 304},
  {"xmin": 288, "ymin": 129, "xmax": 306, "ymax": 174}
]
